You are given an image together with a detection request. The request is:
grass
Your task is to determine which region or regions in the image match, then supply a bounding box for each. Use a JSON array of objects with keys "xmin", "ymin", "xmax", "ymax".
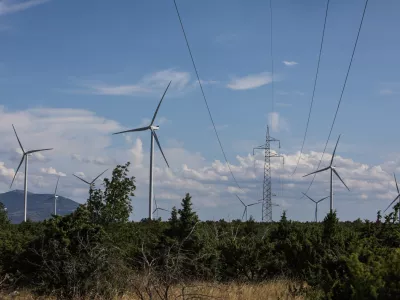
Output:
[{"xmin": 0, "ymin": 280, "xmax": 319, "ymax": 299}]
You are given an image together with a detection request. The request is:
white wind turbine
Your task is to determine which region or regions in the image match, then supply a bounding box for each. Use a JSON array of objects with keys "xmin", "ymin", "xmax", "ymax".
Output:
[
  {"xmin": 113, "ymin": 81, "xmax": 171, "ymax": 220},
  {"xmin": 236, "ymin": 195, "xmax": 262, "ymax": 221},
  {"xmin": 302, "ymin": 192, "xmax": 329, "ymax": 222},
  {"xmin": 153, "ymin": 197, "xmax": 169, "ymax": 219},
  {"xmin": 46, "ymin": 175, "xmax": 61, "ymax": 216},
  {"xmin": 73, "ymin": 169, "xmax": 108, "ymax": 195},
  {"xmin": 303, "ymin": 135, "xmax": 350, "ymax": 212},
  {"xmin": 10, "ymin": 125, "xmax": 53, "ymax": 222},
  {"xmin": 384, "ymin": 173, "xmax": 400, "ymax": 221}
]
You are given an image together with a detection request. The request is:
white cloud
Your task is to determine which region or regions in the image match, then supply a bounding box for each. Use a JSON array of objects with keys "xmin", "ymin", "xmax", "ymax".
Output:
[
  {"xmin": 71, "ymin": 154, "xmax": 114, "ymax": 166},
  {"xmin": 227, "ymin": 72, "xmax": 273, "ymax": 90},
  {"xmin": 1, "ymin": 106, "xmax": 400, "ymax": 221},
  {"xmin": 268, "ymin": 112, "xmax": 289, "ymax": 132},
  {"xmin": 40, "ymin": 167, "xmax": 66, "ymax": 177},
  {"xmin": 283, "ymin": 61, "xmax": 298, "ymax": 66},
  {"xmin": 0, "ymin": 0, "xmax": 49, "ymax": 16},
  {"xmin": 81, "ymin": 69, "xmax": 192, "ymax": 96}
]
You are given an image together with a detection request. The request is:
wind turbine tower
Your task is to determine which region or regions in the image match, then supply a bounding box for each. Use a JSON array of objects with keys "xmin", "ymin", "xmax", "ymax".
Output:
[
  {"xmin": 113, "ymin": 82, "xmax": 171, "ymax": 220},
  {"xmin": 253, "ymin": 126, "xmax": 284, "ymax": 222},
  {"xmin": 10, "ymin": 125, "xmax": 53, "ymax": 222},
  {"xmin": 46, "ymin": 175, "xmax": 61, "ymax": 216}
]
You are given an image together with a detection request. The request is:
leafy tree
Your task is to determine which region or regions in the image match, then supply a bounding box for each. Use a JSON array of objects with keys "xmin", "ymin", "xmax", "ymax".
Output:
[{"xmin": 88, "ymin": 162, "xmax": 136, "ymax": 224}]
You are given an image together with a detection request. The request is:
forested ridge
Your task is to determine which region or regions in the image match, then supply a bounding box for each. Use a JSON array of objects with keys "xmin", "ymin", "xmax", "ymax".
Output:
[{"xmin": 0, "ymin": 163, "xmax": 399, "ymax": 299}]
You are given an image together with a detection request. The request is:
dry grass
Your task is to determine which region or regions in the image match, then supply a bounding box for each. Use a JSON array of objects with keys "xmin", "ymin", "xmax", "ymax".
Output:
[{"xmin": 0, "ymin": 280, "xmax": 313, "ymax": 300}]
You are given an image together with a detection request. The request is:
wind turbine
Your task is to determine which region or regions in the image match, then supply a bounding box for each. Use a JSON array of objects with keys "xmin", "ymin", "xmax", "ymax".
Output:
[
  {"xmin": 73, "ymin": 169, "xmax": 108, "ymax": 195},
  {"xmin": 302, "ymin": 192, "xmax": 329, "ymax": 222},
  {"xmin": 10, "ymin": 125, "xmax": 53, "ymax": 222},
  {"xmin": 113, "ymin": 81, "xmax": 171, "ymax": 220},
  {"xmin": 46, "ymin": 175, "xmax": 61, "ymax": 216},
  {"xmin": 384, "ymin": 173, "xmax": 400, "ymax": 221},
  {"xmin": 303, "ymin": 135, "xmax": 349, "ymax": 212},
  {"xmin": 236, "ymin": 195, "xmax": 262, "ymax": 221},
  {"xmin": 153, "ymin": 197, "xmax": 169, "ymax": 219}
]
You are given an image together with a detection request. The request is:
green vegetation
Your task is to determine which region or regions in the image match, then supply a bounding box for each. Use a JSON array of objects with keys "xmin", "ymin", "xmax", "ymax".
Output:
[{"xmin": 0, "ymin": 162, "xmax": 399, "ymax": 299}]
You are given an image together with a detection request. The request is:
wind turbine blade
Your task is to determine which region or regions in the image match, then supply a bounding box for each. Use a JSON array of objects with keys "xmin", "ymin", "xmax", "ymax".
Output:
[
  {"xmin": 151, "ymin": 81, "xmax": 172, "ymax": 126},
  {"xmin": 384, "ymin": 195, "xmax": 400, "ymax": 213},
  {"xmin": 333, "ymin": 169, "xmax": 350, "ymax": 191},
  {"xmin": 54, "ymin": 176, "xmax": 60, "ymax": 194},
  {"xmin": 303, "ymin": 166, "xmax": 330, "ymax": 177},
  {"xmin": 330, "ymin": 134, "xmax": 341, "ymax": 166},
  {"xmin": 153, "ymin": 132, "xmax": 169, "ymax": 168},
  {"xmin": 317, "ymin": 196, "xmax": 329, "ymax": 203},
  {"xmin": 10, "ymin": 156, "xmax": 25, "ymax": 189},
  {"xmin": 113, "ymin": 126, "xmax": 150, "ymax": 135},
  {"xmin": 73, "ymin": 174, "xmax": 91, "ymax": 185},
  {"xmin": 12, "ymin": 125, "xmax": 25, "ymax": 153},
  {"xmin": 153, "ymin": 208, "xmax": 157, "ymax": 214},
  {"xmin": 236, "ymin": 194, "xmax": 245, "ymax": 207},
  {"xmin": 26, "ymin": 148, "xmax": 53, "ymax": 154},
  {"xmin": 45, "ymin": 196, "xmax": 54, "ymax": 201},
  {"xmin": 301, "ymin": 192, "xmax": 316, "ymax": 203},
  {"xmin": 248, "ymin": 202, "xmax": 261, "ymax": 207},
  {"xmin": 91, "ymin": 169, "xmax": 108, "ymax": 184},
  {"xmin": 159, "ymin": 208, "xmax": 170, "ymax": 212},
  {"xmin": 154, "ymin": 197, "xmax": 158, "ymax": 209},
  {"xmin": 394, "ymin": 173, "xmax": 400, "ymax": 194}
]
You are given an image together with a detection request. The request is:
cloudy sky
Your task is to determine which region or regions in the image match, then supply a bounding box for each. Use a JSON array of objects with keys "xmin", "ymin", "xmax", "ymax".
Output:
[{"xmin": 0, "ymin": 0, "xmax": 399, "ymax": 222}]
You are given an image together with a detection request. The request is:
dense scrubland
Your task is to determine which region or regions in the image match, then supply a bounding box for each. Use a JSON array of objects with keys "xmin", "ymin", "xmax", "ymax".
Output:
[{"xmin": 0, "ymin": 162, "xmax": 399, "ymax": 299}]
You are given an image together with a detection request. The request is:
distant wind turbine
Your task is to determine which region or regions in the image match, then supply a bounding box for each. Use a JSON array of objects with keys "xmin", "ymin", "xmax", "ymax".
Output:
[
  {"xmin": 10, "ymin": 125, "xmax": 53, "ymax": 222},
  {"xmin": 153, "ymin": 197, "xmax": 169, "ymax": 219},
  {"xmin": 384, "ymin": 173, "xmax": 400, "ymax": 221},
  {"xmin": 113, "ymin": 81, "xmax": 171, "ymax": 220},
  {"xmin": 302, "ymin": 192, "xmax": 329, "ymax": 222},
  {"xmin": 236, "ymin": 195, "xmax": 262, "ymax": 221},
  {"xmin": 303, "ymin": 135, "xmax": 349, "ymax": 212},
  {"xmin": 46, "ymin": 175, "xmax": 61, "ymax": 216},
  {"xmin": 73, "ymin": 169, "xmax": 108, "ymax": 196}
]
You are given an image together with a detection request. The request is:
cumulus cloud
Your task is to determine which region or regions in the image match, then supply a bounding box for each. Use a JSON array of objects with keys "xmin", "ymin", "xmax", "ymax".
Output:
[
  {"xmin": 40, "ymin": 167, "xmax": 66, "ymax": 177},
  {"xmin": 227, "ymin": 72, "xmax": 273, "ymax": 90},
  {"xmin": 0, "ymin": 106, "xmax": 399, "ymax": 222},
  {"xmin": 283, "ymin": 61, "xmax": 298, "ymax": 66},
  {"xmin": 71, "ymin": 154, "xmax": 114, "ymax": 166}
]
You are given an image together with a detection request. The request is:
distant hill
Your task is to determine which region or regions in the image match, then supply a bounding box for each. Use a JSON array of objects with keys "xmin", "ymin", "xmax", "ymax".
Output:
[{"xmin": 0, "ymin": 190, "xmax": 80, "ymax": 223}]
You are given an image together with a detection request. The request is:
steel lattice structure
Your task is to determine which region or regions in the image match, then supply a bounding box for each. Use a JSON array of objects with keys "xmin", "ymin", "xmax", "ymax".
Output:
[{"xmin": 253, "ymin": 126, "xmax": 284, "ymax": 222}]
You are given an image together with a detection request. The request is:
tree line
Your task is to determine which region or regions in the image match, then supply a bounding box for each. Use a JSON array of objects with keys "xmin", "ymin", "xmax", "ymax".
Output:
[{"xmin": 0, "ymin": 162, "xmax": 399, "ymax": 299}]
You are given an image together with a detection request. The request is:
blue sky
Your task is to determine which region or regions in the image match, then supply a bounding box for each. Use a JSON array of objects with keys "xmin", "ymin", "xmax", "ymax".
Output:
[{"xmin": 0, "ymin": 0, "xmax": 400, "ymax": 222}]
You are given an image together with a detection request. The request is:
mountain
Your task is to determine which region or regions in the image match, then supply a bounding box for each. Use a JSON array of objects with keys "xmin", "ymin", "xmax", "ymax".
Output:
[{"xmin": 0, "ymin": 190, "xmax": 80, "ymax": 223}]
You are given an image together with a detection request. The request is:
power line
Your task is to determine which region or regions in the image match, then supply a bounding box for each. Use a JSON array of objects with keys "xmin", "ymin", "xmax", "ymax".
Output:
[
  {"xmin": 269, "ymin": 0, "xmax": 275, "ymax": 114},
  {"xmin": 173, "ymin": 0, "xmax": 244, "ymax": 192},
  {"xmin": 301, "ymin": 0, "xmax": 370, "ymax": 197},
  {"xmin": 292, "ymin": 0, "xmax": 331, "ymax": 175}
]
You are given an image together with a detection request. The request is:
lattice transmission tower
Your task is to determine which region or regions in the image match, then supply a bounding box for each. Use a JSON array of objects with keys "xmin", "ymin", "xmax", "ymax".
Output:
[{"xmin": 253, "ymin": 126, "xmax": 284, "ymax": 222}]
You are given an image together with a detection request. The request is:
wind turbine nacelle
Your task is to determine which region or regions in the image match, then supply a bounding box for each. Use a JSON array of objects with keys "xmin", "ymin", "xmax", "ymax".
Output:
[{"xmin": 150, "ymin": 125, "xmax": 160, "ymax": 130}]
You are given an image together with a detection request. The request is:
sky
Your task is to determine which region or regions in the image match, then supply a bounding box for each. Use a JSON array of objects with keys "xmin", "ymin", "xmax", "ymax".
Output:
[{"xmin": 0, "ymin": 0, "xmax": 399, "ymax": 222}]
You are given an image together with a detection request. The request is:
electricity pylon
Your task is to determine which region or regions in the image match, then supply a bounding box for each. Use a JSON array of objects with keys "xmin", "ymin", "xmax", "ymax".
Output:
[{"xmin": 253, "ymin": 126, "xmax": 284, "ymax": 222}]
